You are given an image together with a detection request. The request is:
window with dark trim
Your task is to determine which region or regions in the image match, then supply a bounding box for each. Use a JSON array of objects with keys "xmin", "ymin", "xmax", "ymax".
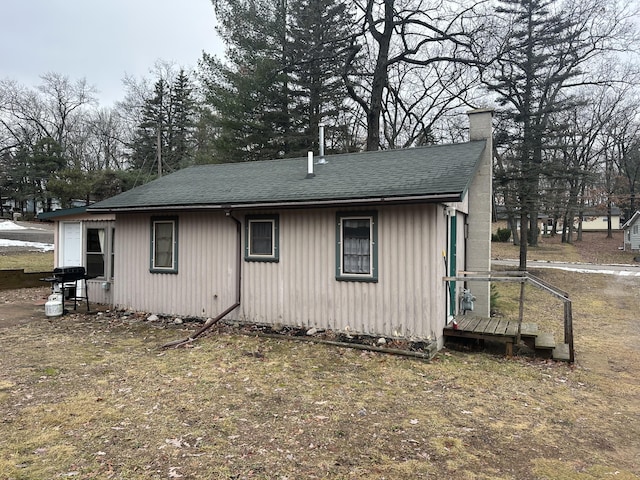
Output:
[
  {"xmin": 245, "ymin": 215, "xmax": 279, "ymax": 262},
  {"xmin": 336, "ymin": 211, "xmax": 378, "ymax": 282},
  {"xmin": 150, "ymin": 217, "xmax": 178, "ymax": 273},
  {"xmin": 86, "ymin": 228, "xmax": 106, "ymax": 277}
]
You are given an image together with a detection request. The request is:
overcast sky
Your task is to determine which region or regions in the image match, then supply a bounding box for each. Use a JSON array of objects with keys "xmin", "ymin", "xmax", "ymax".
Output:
[{"xmin": 1, "ymin": 0, "xmax": 223, "ymax": 106}]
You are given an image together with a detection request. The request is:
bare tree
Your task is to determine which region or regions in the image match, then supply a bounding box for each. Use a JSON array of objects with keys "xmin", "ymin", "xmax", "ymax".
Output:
[
  {"xmin": 343, "ymin": 0, "xmax": 485, "ymax": 151},
  {"xmin": 609, "ymin": 109, "xmax": 640, "ymax": 220},
  {"xmin": 381, "ymin": 59, "xmax": 481, "ymax": 148},
  {"xmin": 482, "ymin": 0, "xmax": 639, "ymax": 269}
]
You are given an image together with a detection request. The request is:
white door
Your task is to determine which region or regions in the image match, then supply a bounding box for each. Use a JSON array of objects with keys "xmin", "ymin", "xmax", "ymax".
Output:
[
  {"xmin": 60, "ymin": 222, "xmax": 82, "ymax": 267},
  {"xmin": 60, "ymin": 221, "xmax": 83, "ymax": 296}
]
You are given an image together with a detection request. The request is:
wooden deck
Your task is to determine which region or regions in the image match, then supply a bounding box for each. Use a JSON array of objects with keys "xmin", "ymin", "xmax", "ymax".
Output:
[
  {"xmin": 442, "ymin": 271, "xmax": 575, "ymax": 362},
  {"xmin": 443, "ymin": 316, "xmax": 570, "ymax": 361}
]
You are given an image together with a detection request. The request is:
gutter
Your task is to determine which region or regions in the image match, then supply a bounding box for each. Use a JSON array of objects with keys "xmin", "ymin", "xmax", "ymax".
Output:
[
  {"xmin": 87, "ymin": 193, "xmax": 462, "ymax": 214},
  {"xmin": 162, "ymin": 212, "xmax": 242, "ymax": 348}
]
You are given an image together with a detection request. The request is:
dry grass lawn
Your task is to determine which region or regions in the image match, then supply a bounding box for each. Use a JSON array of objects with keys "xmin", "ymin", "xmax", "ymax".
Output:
[
  {"xmin": 0, "ymin": 251, "xmax": 54, "ymax": 272},
  {"xmin": 0, "ymin": 249, "xmax": 639, "ymax": 478},
  {"xmin": 491, "ymin": 230, "xmax": 637, "ymax": 265}
]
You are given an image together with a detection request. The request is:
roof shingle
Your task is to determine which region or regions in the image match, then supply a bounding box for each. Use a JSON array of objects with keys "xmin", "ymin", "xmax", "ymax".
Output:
[{"xmin": 88, "ymin": 141, "xmax": 487, "ymax": 212}]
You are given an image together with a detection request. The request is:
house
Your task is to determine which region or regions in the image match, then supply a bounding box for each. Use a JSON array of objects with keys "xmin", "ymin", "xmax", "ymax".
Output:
[
  {"xmin": 495, "ymin": 205, "xmax": 623, "ymax": 235},
  {"xmin": 83, "ymin": 109, "xmax": 493, "ymax": 350},
  {"xmin": 38, "ymin": 206, "xmax": 115, "ymax": 306},
  {"xmin": 577, "ymin": 206, "xmax": 622, "ymax": 231},
  {"xmin": 622, "ymin": 211, "xmax": 640, "ymax": 251}
]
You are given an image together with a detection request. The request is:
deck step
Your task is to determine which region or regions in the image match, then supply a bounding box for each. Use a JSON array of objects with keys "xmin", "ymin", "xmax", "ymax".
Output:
[
  {"xmin": 552, "ymin": 343, "xmax": 571, "ymax": 361},
  {"xmin": 519, "ymin": 323, "xmax": 539, "ymax": 337},
  {"xmin": 534, "ymin": 332, "xmax": 556, "ymax": 350}
]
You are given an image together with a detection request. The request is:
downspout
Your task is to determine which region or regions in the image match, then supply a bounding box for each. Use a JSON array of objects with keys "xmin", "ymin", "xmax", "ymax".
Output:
[{"xmin": 162, "ymin": 212, "xmax": 242, "ymax": 348}]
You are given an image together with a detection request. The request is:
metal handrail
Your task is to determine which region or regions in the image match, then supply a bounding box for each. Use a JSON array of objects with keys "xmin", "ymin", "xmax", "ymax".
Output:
[{"xmin": 443, "ymin": 270, "xmax": 574, "ymax": 362}]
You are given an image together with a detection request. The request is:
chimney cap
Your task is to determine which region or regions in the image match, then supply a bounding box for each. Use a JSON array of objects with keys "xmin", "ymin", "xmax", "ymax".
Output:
[{"xmin": 466, "ymin": 108, "xmax": 494, "ymax": 116}]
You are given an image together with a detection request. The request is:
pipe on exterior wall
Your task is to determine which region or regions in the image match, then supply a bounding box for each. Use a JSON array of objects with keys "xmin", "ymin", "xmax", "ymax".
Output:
[{"xmin": 162, "ymin": 212, "xmax": 242, "ymax": 349}]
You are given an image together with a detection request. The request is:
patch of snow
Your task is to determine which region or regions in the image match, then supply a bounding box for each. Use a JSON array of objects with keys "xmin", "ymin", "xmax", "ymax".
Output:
[
  {"xmin": 532, "ymin": 264, "xmax": 640, "ymax": 277},
  {"xmin": 0, "ymin": 239, "xmax": 54, "ymax": 251},
  {"xmin": 0, "ymin": 221, "xmax": 27, "ymax": 230}
]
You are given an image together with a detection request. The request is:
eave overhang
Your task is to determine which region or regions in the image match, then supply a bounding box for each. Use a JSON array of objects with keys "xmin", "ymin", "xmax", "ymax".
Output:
[{"xmin": 87, "ymin": 192, "xmax": 463, "ymax": 214}]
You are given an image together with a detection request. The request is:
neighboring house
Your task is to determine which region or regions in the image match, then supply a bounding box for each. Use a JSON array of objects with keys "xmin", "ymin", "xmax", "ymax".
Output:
[
  {"xmin": 38, "ymin": 206, "xmax": 116, "ymax": 305},
  {"xmin": 622, "ymin": 211, "xmax": 640, "ymax": 251},
  {"xmin": 83, "ymin": 109, "xmax": 493, "ymax": 350},
  {"xmin": 577, "ymin": 206, "xmax": 622, "ymax": 231},
  {"xmin": 495, "ymin": 206, "xmax": 622, "ymax": 234}
]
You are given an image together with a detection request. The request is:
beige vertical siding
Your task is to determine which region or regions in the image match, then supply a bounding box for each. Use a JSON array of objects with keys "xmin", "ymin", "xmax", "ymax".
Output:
[
  {"xmin": 239, "ymin": 204, "xmax": 447, "ymax": 341},
  {"xmin": 85, "ymin": 279, "xmax": 110, "ymax": 305},
  {"xmin": 112, "ymin": 205, "xmax": 447, "ymax": 341},
  {"xmin": 113, "ymin": 212, "xmax": 238, "ymax": 316}
]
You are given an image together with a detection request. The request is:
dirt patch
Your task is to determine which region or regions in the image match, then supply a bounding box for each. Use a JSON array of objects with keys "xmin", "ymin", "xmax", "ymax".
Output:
[{"xmin": 0, "ymin": 287, "xmax": 50, "ymax": 327}]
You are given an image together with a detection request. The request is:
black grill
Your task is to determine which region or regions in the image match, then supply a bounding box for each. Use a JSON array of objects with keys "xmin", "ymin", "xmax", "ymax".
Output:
[
  {"xmin": 41, "ymin": 266, "xmax": 96, "ymax": 313},
  {"xmin": 51, "ymin": 266, "xmax": 90, "ymax": 282}
]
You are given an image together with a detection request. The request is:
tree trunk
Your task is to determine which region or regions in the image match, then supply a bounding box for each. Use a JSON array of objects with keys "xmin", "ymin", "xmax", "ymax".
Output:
[
  {"xmin": 577, "ymin": 214, "xmax": 583, "ymax": 242},
  {"xmin": 566, "ymin": 209, "xmax": 575, "ymax": 244},
  {"xmin": 519, "ymin": 212, "xmax": 528, "ymax": 271},
  {"xmin": 508, "ymin": 214, "xmax": 520, "ymax": 246},
  {"xmin": 528, "ymin": 210, "xmax": 538, "ymax": 246},
  {"xmin": 365, "ymin": 0, "xmax": 393, "ymax": 151}
]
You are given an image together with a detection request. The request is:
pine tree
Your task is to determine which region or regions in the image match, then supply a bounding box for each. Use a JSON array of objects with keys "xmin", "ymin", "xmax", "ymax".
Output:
[
  {"xmin": 199, "ymin": 0, "xmax": 289, "ymax": 162},
  {"xmin": 129, "ymin": 79, "xmax": 168, "ymax": 175},
  {"xmin": 287, "ymin": 0, "xmax": 354, "ymax": 156},
  {"xmin": 201, "ymin": 0, "xmax": 355, "ymax": 162},
  {"xmin": 167, "ymin": 70, "xmax": 196, "ymax": 171},
  {"xmin": 484, "ymin": 0, "xmax": 607, "ymax": 268},
  {"xmin": 129, "ymin": 71, "xmax": 196, "ymax": 176}
]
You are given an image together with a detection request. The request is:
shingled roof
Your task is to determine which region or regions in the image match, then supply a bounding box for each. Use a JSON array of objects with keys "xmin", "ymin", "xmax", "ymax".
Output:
[{"xmin": 88, "ymin": 141, "xmax": 487, "ymax": 212}]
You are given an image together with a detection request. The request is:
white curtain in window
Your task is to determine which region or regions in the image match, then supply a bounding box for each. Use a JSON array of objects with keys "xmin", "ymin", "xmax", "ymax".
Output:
[
  {"xmin": 155, "ymin": 222, "xmax": 174, "ymax": 268},
  {"xmin": 343, "ymin": 219, "xmax": 371, "ymax": 274},
  {"xmin": 86, "ymin": 228, "xmax": 106, "ymax": 277},
  {"xmin": 98, "ymin": 229, "xmax": 105, "ymax": 254}
]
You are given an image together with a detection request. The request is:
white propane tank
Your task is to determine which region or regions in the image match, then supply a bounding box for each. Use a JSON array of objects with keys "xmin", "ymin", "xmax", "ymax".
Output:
[{"xmin": 45, "ymin": 293, "xmax": 63, "ymax": 317}]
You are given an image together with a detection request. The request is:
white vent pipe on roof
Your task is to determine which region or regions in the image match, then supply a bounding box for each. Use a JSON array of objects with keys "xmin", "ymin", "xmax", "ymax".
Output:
[
  {"xmin": 318, "ymin": 123, "xmax": 326, "ymax": 163},
  {"xmin": 307, "ymin": 151, "xmax": 315, "ymax": 178}
]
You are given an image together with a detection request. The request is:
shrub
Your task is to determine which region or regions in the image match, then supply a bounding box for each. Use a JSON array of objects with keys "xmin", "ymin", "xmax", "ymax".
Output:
[
  {"xmin": 491, "ymin": 228, "xmax": 512, "ymax": 242},
  {"xmin": 490, "ymin": 283, "xmax": 500, "ymax": 314}
]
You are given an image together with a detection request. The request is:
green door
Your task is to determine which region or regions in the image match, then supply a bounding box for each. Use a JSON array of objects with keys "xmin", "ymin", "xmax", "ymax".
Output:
[{"xmin": 449, "ymin": 215, "xmax": 457, "ymax": 317}]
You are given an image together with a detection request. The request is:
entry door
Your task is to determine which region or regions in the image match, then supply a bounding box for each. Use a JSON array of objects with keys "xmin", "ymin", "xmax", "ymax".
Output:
[
  {"xmin": 60, "ymin": 222, "xmax": 82, "ymax": 267},
  {"xmin": 448, "ymin": 214, "xmax": 457, "ymax": 317},
  {"xmin": 60, "ymin": 221, "xmax": 84, "ymax": 296}
]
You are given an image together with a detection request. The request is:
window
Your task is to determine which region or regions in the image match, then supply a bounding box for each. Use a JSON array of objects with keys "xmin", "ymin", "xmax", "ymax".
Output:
[
  {"xmin": 634, "ymin": 225, "xmax": 639, "ymax": 235},
  {"xmin": 110, "ymin": 227, "xmax": 115, "ymax": 279},
  {"xmin": 336, "ymin": 211, "xmax": 378, "ymax": 282},
  {"xmin": 86, "ymin": 228, "xmax": 105, "ymax": 277},
  {"xmin": 151, "ymin": 217, "xmax": 178, "ymax": 273},
  {"xmin": 245, "ymin": 215, "xmax": 279, "ymax": 262}
]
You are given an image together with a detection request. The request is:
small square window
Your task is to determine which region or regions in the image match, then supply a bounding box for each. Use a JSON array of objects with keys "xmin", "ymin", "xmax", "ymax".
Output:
[
  {"xmin": 245, "ymin": 215, "xmax": 279, "ymax": 262},
  {"xmin": 150, "ymin": 217, "xmax": 178, "ymax": 273},
  {"xmin": 336, "ymin": 211, "xmax": 378, "ymax": 282}
]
